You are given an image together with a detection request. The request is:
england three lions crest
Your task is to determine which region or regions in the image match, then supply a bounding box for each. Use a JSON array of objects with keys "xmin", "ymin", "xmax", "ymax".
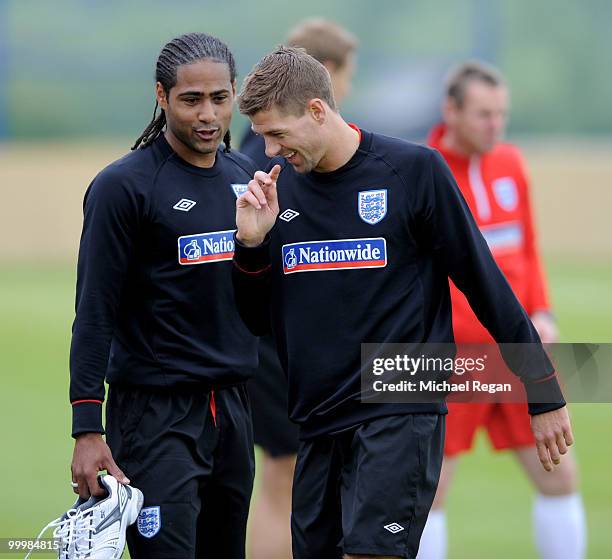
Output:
[
  {"xmin": 137, "ymin": 506, "xmax": 161, "ymax": 538},
  {"xmin": 358, "ymin": 189, "xmax": 387, "ymax": 225}
]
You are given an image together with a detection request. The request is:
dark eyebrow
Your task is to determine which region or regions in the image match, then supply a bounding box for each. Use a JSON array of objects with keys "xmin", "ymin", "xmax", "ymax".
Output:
[
  {"xmin": 210, "ymin": 89, "xmax": 231, "ymax": 96},
  {"xmin": 177, "ymin": 89, "xmax": 231, "ymax": 98},
  {"xmin": 177, "ymin": 91, "xmax": 203, "ymax": 98}
]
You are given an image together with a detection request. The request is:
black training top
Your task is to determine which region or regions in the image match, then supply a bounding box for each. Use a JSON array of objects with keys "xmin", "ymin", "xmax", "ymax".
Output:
[
  {"xmin": 70, "ymin": 134, "xmax": 258, "ymax": 437},
  {"xmin": 233, "ymin": 127, "xmax": 565, "ymax": 439}
]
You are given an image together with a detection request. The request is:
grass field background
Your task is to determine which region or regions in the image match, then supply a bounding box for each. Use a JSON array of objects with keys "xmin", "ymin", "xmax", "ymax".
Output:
[{"xmin": 0, "ymin": 143, "xmax": 610, "ymax": 557}]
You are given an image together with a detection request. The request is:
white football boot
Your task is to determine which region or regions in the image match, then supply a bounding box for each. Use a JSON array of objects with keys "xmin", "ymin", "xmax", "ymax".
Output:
[
  {"xmin": 72, "ymin": 475, "xmax": 144, "ymax": 559},
  {"xmin": 24, "ymin": 497, "xmax": 87, "ymax": 559}
]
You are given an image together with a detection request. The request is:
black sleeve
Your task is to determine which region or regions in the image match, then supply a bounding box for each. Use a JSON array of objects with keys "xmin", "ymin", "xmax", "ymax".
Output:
[
  {"xmin": 417, "ymin": 149, "xmax": 565, "ymax": 415},
  {"xmin": 69, "ymin": 168, "xmax": 141, "ymax": 437},
  {"xmin": 231, "ymin": 233, "xmax": 273, "ymax": 336}
]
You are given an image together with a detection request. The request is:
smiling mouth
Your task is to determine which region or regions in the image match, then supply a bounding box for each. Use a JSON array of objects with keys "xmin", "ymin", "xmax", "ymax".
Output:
[
  {"xmin": 283, "ymin": 150, "xmax": 297, "ymax": 160},
  {"xmin": 195, "ymin": 128, "xmax": 219, "ymax": 141}
]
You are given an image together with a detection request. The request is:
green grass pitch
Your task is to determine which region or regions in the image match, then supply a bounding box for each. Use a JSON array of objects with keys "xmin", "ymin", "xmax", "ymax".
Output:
[{"xmin": 0, "ymin": 259, "xmax": 610, "ymax": 557}]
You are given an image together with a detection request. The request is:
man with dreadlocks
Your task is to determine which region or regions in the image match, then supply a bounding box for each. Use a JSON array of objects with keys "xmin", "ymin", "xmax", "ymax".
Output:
[{"xmin": 68, "ymin": 32, "xmax": 258, "ymax": 559}]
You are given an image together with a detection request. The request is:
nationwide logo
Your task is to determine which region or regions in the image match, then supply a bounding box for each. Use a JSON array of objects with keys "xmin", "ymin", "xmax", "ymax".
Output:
[
  {"xmin": 282, "ymin": 237, "xmax": 387, "ymax": 274},
  {"xmin": 178, "ymin": 229, "xmax": 235, "ymax": 265}
]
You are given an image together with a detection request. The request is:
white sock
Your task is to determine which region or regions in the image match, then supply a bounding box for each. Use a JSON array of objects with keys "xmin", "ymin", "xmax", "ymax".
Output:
[
  {"xmin": 533, "ymin": 493, "xmax": 587, "ymax": 559},
  {"xmin": 416, "ymin": 509, "xmax": 447, "ymax": 559}
]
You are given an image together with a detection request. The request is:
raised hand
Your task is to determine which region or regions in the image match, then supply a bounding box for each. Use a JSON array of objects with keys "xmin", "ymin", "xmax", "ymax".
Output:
[{"xmin": 236, "ymin": 165, "xmax": 281, "ymax": 247}]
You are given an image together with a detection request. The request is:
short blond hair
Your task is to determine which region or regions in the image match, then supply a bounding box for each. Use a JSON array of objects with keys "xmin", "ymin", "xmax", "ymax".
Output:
[
  {"xmin": 238, "ymin": 46, "xmax": 336, "ymax": 116},
  {"xmin": 286, "ymin": 18, "xmax": 357, "ymax": 68}
]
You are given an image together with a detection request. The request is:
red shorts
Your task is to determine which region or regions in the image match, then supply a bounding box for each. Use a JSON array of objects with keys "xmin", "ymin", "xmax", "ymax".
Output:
[{"xmin": 444, "ymin": 402, "xmax": 535, "ymax": 456}]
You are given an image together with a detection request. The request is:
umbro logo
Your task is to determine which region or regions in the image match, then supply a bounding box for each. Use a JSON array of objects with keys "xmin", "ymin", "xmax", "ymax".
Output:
[
  {"xmin": 279, "ymin": 209, "xmax": 299, "ymax": 222},
  {"xmin": 383, "ymin": 522, "xmax": 404, "ymax": 534},
  {"xmin": 173, "ymin": 198, "xmax": 197, "ymax": 212}
]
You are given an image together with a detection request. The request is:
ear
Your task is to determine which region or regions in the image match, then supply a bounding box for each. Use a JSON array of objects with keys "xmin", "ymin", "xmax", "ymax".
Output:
[
  {"xmin": 443, "ymin": 96, "xmax": 458, "ymax": 125},
  {"xmin": 306, "ymin": 98, "xmax": 327, "ymax": 124},
  {"xmin": 231, "ymin": 79, "xmax": 237, "ymax": 98},
  {"xmin": 156, "ymin": 82, "xmax": 168, "ymax": 111}
]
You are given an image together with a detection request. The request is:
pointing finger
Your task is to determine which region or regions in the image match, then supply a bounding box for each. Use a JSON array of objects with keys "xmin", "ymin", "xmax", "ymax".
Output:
[{"xmin": 268, "ymin": 164, "xmax": 281, "ymax": 183}]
